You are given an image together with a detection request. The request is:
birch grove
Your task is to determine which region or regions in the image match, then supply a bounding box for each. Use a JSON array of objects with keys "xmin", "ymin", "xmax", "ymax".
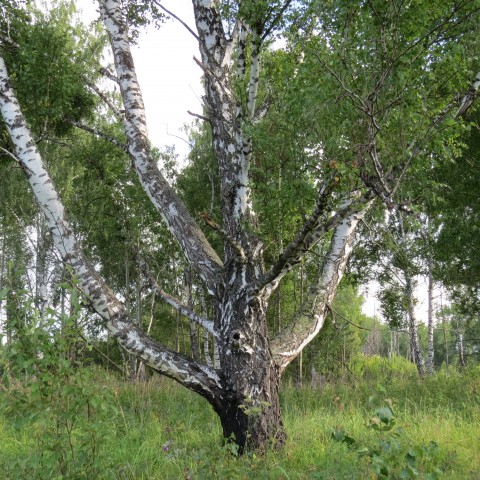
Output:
[{"xmin": 1, "ymin": 0, "xmax": 479, "ymax": 451}]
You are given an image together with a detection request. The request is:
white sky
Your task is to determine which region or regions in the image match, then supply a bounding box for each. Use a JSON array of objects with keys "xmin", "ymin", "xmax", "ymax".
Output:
[{"xmin": 75, "ymin": 0, "xmax": 202, "ymax": 160}]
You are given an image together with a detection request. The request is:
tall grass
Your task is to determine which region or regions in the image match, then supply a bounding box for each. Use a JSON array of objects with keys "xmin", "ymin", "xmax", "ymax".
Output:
[{"xmin": 1, "ymin": 360, "xmax": 479, "ymax": 479}]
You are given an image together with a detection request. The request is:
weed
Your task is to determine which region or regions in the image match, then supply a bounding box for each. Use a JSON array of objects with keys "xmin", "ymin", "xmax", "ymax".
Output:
[
  {"xmin": 0, "ymin": 290, "xmax": 120, "ymax": 479},
  {"xmin": 332, "ymin": 400, "xmax": 445, "ymax": 479}
]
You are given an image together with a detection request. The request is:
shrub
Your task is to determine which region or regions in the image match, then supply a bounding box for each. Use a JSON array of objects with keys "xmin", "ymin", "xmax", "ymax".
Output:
[{"xmin": 349, "ymin": 354, "xmax": 418, "ymax": 384}]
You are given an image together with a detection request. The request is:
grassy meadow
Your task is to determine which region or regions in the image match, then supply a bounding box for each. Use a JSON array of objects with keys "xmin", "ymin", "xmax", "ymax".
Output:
[{"xmin": 0, "ymin": 359, "xmax": 479, "ymax": 479}]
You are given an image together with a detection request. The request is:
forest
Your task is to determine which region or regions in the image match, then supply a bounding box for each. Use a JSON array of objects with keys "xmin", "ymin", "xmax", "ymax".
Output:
[{"xmin": 0, "ymin": 0, "xmax": 479, "ymax": 478}]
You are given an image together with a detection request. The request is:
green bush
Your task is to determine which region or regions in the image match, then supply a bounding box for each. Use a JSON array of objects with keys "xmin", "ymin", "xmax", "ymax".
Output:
[
  {"xmin": 0, "ymin": 292, "xmax": 121, "ymax": 479},
  {"xmin": 349, "ymin": 354, "xmax": 418, "ymax": 384}
]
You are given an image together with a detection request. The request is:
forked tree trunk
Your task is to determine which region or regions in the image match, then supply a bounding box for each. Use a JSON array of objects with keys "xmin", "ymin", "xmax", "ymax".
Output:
[{"xmin": 0, "ymin": 0, "xmax": 373, "ymax": 452}]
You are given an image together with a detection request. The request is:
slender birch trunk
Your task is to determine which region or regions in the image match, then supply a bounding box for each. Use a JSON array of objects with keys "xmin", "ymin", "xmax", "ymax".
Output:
[
  {"xmin": 34, "ymin": 214, "xmax": 51, "ymax": 321},
  {"xmin": 457, "ymin": 329, "xmax": 466, "ymax": 368},
  {"xmin": 426, "ymin": 265, "xmax": 435, "ymax": 375},
  {"xmin": 0, "ymin": 219, "xmax": 5, "ymax": 339},
  {"xmin": 405, "ymin": 275, "xmax": 426, "ymax": 376}
]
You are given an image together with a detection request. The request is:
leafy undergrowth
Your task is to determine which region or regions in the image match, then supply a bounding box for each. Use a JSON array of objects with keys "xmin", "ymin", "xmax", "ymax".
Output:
[{"xmin": 0, "ymin": 365, "xmax": 479, "ymax": 479}]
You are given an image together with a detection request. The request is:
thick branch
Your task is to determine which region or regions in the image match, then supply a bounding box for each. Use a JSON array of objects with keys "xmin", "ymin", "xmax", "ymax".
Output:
[
  {"xmin": 256, "ymin": 188, "xmax": 375, "ymax": 296},
  {"xmin": 192, "ymin": 0, "xmax": 256, "ymax": 237},
  {"xmin": 192, "ymin": 0, "xmax": 229, "ymax": 68},
  {"xmin": 0, "ymin": 55, "xmax": 222, "ymax": 406},
  {"xmin": 271, "ymin": 198, "xmax": 375, "ymax": 371},
  {"xmin": 99, "ymin": 0, "xmax": 222, "ymax": 293}
]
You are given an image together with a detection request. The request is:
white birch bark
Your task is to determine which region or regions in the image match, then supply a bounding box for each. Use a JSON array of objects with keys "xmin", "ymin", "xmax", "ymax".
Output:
[
  {"xmin": 271, "ymin": 199, "xmax": 374, "ymax": 370},
  {"xmin": 192, "ymin": 0, "xmax": 256, "ymax": 232},
  {"xmin": 99, "ymin": 0, "xmax": 222, "ymax": 294},
  {"xmin": 247, "ymin": 31, "xmax": 261, "ymax": 120},
  {"xmin": 0, "ymin": 55, "xmax": 222, "ymax": 403},
  {"xmin": 426, "ymin": 265, "xmax": 435, "ymax": 375},
  {"xmin": 405, "ymin": 274, "xmax": 426, "ymax": 376}
]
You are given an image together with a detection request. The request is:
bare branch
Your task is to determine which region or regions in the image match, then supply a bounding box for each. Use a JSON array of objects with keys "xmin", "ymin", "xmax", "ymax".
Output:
[
  {"xmin": 68, "ymin": 119, "xmax": 128, "ymax": 151},
  {"xmin": 187, "ymin": 110, "xmax": 211, "ymax": 124},
  {"xmin": 138, "ymin": 256, "xmax": 218, "ymax": 338},
  {"xmin": 0, "ymin": 146, "xmax": 19, "ymax": 162},
  {"xmin": 153, "ymin": 0, "xmax": 199, "ymax": 41}
]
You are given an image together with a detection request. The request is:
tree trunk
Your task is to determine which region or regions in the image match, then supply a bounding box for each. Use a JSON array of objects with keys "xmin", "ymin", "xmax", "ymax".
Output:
[
  {"xmin": 457, "ymin": 330, "xmax": 466, "ymax": 368},
  {"xmin": 211, "ymin": 251, "xmax": 287, "ymax": 451},
  {"xmin": 34, "ymin": 214, "xmax": 51, "ymax": 320},
  {"xmin": 185, "ymin": 268, "xmax": 200, "ymax": 361},
  {"xmin": 405, "ymin": 275, "xmax": 425, "ymax": 376},
  {"xmin": 426, "ymin": 267, "xmax": 435, "ymax": 375},
  {"xmin": 0, "ymin": 220, "xmax": 5, "ymax": 341}
]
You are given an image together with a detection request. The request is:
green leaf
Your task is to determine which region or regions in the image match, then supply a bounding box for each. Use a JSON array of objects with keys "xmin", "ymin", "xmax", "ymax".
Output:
[{"xmin": 375, "ymin": 406, "xmax": 394, "ymax": 424}]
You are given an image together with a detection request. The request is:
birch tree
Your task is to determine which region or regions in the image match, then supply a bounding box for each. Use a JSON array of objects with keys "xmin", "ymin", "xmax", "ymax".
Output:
[{"xmin": 1, "ymin": 0, "xmax": 479, "ymax": 451}]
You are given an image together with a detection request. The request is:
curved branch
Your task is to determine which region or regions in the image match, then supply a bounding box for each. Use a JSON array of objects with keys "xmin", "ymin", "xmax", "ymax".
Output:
[
  {"xmin": 271, "ymin": 198, "xmax": 375, "ymax": 372},
  {"xmin": 0, "ymin": 55, "xmax": 222, "ymax": 406}
]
